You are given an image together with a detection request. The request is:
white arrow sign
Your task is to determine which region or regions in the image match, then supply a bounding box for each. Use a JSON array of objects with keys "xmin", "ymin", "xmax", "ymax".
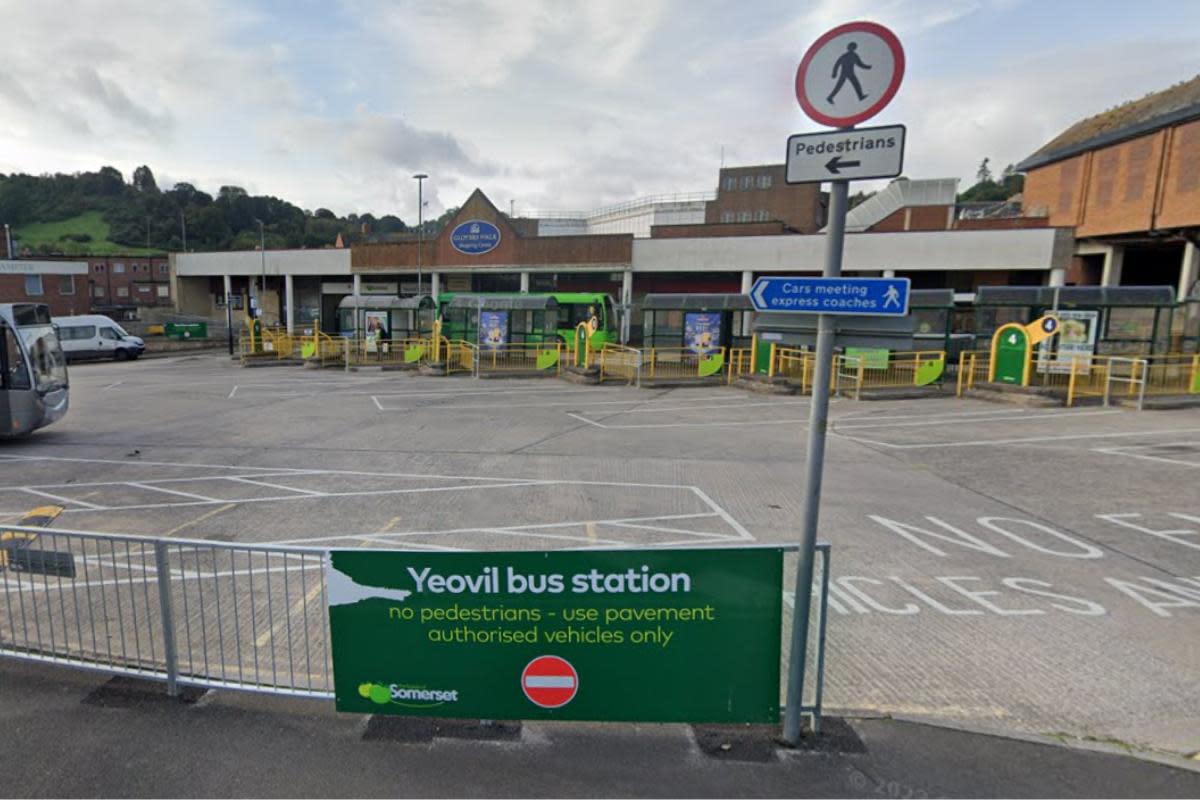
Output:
[{"xmin": 785, "ymin": 125, "xmax": 905, "ymax": 185}]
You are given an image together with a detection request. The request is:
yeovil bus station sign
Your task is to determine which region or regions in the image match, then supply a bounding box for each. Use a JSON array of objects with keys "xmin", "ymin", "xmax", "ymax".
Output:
[{"xmin": 327, "ymin": 548, "xmax": 784, "ymax": 722}]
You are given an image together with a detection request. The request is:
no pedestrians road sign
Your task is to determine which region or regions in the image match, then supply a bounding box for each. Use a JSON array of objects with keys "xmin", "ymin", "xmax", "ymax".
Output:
[
  {"xmin": 795, "ymin": 20, "xmax": 905, "ymax": 128},
  {"xmin": 521, "ymin": 655, "xmax": 579, "ymax": 709},
  {"xmin": 786, "ymin": 124, "xmax": 905, "ymax": 184}
]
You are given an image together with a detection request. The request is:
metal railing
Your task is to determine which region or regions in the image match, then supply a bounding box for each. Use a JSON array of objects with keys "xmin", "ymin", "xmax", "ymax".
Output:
[
  {"xmin": 642, "ymin": 347, "xmax": 728, "ymax": 383},
  {"xmin": 597, "ymin": 345, "xmax": 642, "ymax": 385},
  {"xmin": 474, "ymin": 343, "xmax": 562, "ymax": 377},
  {"xmin": 726, "ymin": 347, "xmax": 752, "ymax": 385},
  {"xmin": 1, "ymin": 524, "xmax": 832, "ymax": 731},
  {"xmin": 0, "ymin": 524, "xmax": 331, "ymax": 698},
  {"xmin": 833, "ymin": 351, "xmax": 946, "ymax": 400}
]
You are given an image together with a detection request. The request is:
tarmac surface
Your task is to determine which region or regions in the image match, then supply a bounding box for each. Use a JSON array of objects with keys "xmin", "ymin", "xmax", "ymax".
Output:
[
  {"xmin": 2, "ymin": 353, "xmax": 1199, "ymax": 793},
  {"xmin": 2, "ymin": 658, "xmax": 1199, "ymax": 799}
]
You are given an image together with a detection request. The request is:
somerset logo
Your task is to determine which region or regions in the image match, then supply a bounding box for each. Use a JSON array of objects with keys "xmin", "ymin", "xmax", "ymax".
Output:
[{"xmin": 358, "ymin": 681, "xmax": 460, "ymax": 708}]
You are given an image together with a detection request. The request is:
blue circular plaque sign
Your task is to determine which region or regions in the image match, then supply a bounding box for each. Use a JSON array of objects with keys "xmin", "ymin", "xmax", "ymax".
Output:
[{"xmin": 449, "ymin": 219, "xmax": 502, "ymax": 255}]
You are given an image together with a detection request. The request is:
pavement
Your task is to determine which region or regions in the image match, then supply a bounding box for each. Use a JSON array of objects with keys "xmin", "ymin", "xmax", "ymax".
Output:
[
  {"xmin": 1, "ymin": 658, "xmax": 1198, "ymax": 799},
  {"xmin": 1, "ymin": 353, "xmax": 1199, "ymax": 794}
]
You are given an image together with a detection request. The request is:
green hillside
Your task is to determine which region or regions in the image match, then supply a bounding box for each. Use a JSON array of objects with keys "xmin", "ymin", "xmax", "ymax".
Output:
[{"xmin": 14, "ymin": 211, "xmax": 164, "ymax": 257}]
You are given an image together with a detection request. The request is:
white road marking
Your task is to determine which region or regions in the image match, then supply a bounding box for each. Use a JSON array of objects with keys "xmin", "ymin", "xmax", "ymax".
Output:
[
  {"xmin": 101, "ymin": 381, "xmax": 124, "ymax": 391},
  {"xmin": 567, "ymin": 412, "xmax": 807, "ymax": 430},
  {"xmin": 835, "ymin": 427, "xmax": 1200, "ymax": 450},
  {"xmin": 227, "ymin": 477, "xmax": 326, "ymax": 496},
  {"xmin": 372, "ymin": 395, "xmax": 384, "ymax": 411},
  {"xmin": 1093, "ymin": 442, "xmax": 1200, "ymax": 469},
  {"xmin": 833, "ymin": 409, "xmax": 1121, "ymax": 431},
  {"xmin": 127, "ymin": 482, "xmax": 221, "ymax": 502},
  {"xmin": 228, "ymin": 385, "xmax": 239, "ymax": 399},
  {"xmin": 19, "ymin": 488, "xmax": 106, "ymax": 510}
]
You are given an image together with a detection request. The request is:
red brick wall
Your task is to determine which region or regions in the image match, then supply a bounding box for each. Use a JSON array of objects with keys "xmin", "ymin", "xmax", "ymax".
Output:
[
  {"xmin": 0, "ymin": 273, "xmax": 89, "ymax": 316},
  {"xmin": 650, "ymin": 222, "xmax": 787, "ymax": 238},
  {"xmin": 1156, "ymin": 118, "xmax": 1200, "ymax": 230},
  {"xmin": 1024, "ymin": 120, "xmax": 1200, "ymax": 235},
  {"xmin": 85, "ymin": 256, "xmax": 171, "ymax": 307},
  {"xmin": 704, "ymin": 165, "xmax": 823, "ymax": 232}
]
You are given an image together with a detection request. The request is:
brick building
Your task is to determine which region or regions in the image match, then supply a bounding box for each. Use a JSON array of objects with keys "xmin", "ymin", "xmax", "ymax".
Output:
[
  {"xmin": 1018, "ymin": 75, "xmax": 1200, "ymax": 299},
  {"xmin": 0, "ymin": 259, "xmax": 90, "ymax": 315},
  {"xmin": 704, "ymin": 164, "xmax": 825, "ymax": 233},
  {"xmin": 85, "ymin": 255, "xmax": 172, "ymax": 316}
]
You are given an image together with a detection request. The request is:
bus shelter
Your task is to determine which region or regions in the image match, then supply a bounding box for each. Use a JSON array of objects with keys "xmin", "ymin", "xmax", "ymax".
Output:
[
  {"xmin": 442, "ymin": 294, "xmax": 561, "ymax": 346},
  {"xmin": 639, "ymin": 294, "xmax": 754, "ymax": 351},
  {"xmin": 336, "ymin": 295, "xmax": 437, "ymax": 340},
  {"xmin": 973, "ymin": 286, "xmax": 1189, "ymax": 356}
]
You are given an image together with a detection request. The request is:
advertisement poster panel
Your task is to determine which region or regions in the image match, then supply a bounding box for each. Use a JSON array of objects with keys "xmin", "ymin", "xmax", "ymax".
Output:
[{"xmin": 684, "ymin": 312, "xmax": 722, "ymax": 354}]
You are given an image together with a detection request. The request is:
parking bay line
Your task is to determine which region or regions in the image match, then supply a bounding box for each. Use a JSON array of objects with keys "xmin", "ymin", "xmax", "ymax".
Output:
[
  {"xmin": 567, "ymin": 412, "xmax": 808, "ymax": 430},
  {"xmin": 162, "ymin": 503, "xmax": 239, "ymax": 537},
  {"xmin": 255, "ymin": 580, "xmax": 324, "ymax": 649},
  {"xmin": 833, "ymin": 408, "xmax": 1121, "ymax": 431},
  {"xmin": 835, "ymin": 426, "xmax": 1200, "ymax": 450}
]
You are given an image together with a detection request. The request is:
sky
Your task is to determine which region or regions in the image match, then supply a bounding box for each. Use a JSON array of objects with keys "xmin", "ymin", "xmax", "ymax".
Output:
[{"xmin": 2, "ymin": 0, "xmax": 1199, "ymax": 223}]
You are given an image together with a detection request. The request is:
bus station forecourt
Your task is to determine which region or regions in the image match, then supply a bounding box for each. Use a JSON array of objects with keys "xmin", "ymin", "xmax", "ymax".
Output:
[{"xmin": 2, "ymin": 351, "xmax": 1199, "ymax": 772}]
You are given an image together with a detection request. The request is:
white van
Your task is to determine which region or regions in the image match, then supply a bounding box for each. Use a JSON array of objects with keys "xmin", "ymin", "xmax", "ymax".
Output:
[{"xmin": 53, "ymin": 315, "xmax": 146, "ymax": 361}]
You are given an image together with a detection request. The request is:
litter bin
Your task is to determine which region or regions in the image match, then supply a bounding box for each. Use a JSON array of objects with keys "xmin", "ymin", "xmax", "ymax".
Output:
[{"xmin": 164, "ymin": 322, "xmax": 209, "ymax": 340}]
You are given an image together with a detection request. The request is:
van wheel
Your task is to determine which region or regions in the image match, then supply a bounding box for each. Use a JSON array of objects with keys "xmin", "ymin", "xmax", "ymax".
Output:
[{"xmin": 113, "ymin": 349, "xmax": 129, "ymax": 361}]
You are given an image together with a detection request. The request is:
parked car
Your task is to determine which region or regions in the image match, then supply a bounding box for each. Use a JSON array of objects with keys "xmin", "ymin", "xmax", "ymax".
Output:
[{"xmin": 53, "ymin": 315, "xmax": 145, "ymax": 361}]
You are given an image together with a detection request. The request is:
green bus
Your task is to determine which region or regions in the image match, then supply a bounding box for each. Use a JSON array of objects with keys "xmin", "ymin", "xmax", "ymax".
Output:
[{"xmin": 436, "ymin": 292, "xmax": 619, "ymax": 348}]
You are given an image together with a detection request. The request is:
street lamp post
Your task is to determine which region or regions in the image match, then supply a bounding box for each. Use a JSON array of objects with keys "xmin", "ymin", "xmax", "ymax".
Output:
[
  {"xmin": 257, "ymin": 219, "xmax": 266, "ymax": 319},
  {"xmin": 413, "ymin": 173, "xmax": 428, "ymax": 296}
]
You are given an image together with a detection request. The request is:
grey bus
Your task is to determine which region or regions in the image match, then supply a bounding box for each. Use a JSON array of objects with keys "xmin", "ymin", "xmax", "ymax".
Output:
[{"xmin": 1, "ymin": 303, "xmax": 69, "ymax": 438}]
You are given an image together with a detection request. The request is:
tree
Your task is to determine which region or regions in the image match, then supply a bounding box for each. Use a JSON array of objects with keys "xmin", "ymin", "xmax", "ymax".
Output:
[
  {"xmin": 97, "ymin": 166, "xmax": 124, "ymax": 195},
  {"xmin": 976, "ymin": 158, "xmax": 992, "ymax": 185},
  {"xmin": 314, "ymin": 208, "xmax": 336, "ymax": 220},
  {"xmin": 132, "ymin": 165, "xmax": 158, "ymax": 193},
  {"xmin": 218, "ymin": 185, "xmax": 248, "ymax": 202}
]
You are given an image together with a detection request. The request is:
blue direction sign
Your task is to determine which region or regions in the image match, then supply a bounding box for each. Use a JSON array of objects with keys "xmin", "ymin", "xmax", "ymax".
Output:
[{"xmin": 750, "ymin": 276, "xmax": 910, "ymax": 317}]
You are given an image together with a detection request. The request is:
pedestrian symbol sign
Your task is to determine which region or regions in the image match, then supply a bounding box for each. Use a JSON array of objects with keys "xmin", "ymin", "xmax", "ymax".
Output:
[
  {"xmin": 749, "ymin": 276, "xmax": 911, "ymax": 317},
  {"xmin": 795, "ymin": 21, "xmax": 905, "ymax": 128},
  {"xmin": 522, "ymin": 655, "xmax": 579, "ymax": 709}
]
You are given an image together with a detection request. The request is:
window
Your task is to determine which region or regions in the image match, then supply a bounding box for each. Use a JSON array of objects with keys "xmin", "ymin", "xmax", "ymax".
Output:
[
  {"xmin": 93, "ymin": 263, "xmax": 105, "ymax": 272},
  {"xmin": 757, "ymin": 174, "xmax": 773, "ymax": 189},
  {"xmin": 737, "ymin": 211, "xmax": 751, "ymax": 222},
  {"xmin": 117, "ymin": 286, "xmax": 129, "ymax": 298},
  {"xmin": 113, "ymin": 263, "xmax": 125, "ymax": 273},
  {"xmin": 156, "ymin": 285, "xmax": 170, "ymax": 298},
  {"xmin": 62, "ymin": 325, "xmax": 96, "ymax": 341},
  {"xmin": 721, "ymin": 211, "xmax": 734, "ymax": 223},
  {"xmin": 755, "ymin": 210, "xmax": 769, "ymax": 222},
  {"xmin": 100, "ymin": 327, "xmax": 121, "ymax": 341},
  {"xmin": 158, "ymin": 264, "xmax": 168, "ymax": 275},
  {"xmin": 137, "ymin": 284, "xmax": 152, "ymax": 293},
  {"xmin": 2, "ymin": 324, "xmax": 32, "ymax": 390},
  {"xmin": 740, "ymin": 176, "xmax": 753, "ymax": 190},
  {"xmin": 723, "ymin": 177, "xmax": 737, "ymax": 191},
  {"xmin": 59, "ymin": 276, "xmax": 75, "ymax": 295},
  {"xmin": 24, "ymin": 275, "xmax": 44, "ymax": 295},
  {"xmin": 93, "ymin": 285, "xmax": 106, "ymax": 298}
]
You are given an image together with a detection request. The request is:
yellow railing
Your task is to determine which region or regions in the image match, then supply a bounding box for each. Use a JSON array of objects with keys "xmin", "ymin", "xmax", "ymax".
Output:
[
  {"xmin": 642, "ymin": 347, "xmax": 728, "ymax": 382},
  {"xmin": 442, "ymin": 339, "xmax": 477, "ymax": 375},
  {"xmin": 726, "ymin": 347, "xmax": 753, "ymax": 385},
  {"xmin": 834, "ymin": 351, "xmax": 946, "ymax": 399},
  {"xmin": 475, "ymin": 343, "xmax": 563, "ymax": 376},
  {"xmin": 598, "ymin": 345, "xmax": 642, "ymax": 385},
  {"xmin": 958, "ymin": 350, "xmax": 1200, "ymax": 406},
  {"xmin": 955, "ymin": 350, "xmax": 990, "ymax": 397},
  {"xmin": 773, "ymin": 348, "xmax": 815, "ymax": 392}
]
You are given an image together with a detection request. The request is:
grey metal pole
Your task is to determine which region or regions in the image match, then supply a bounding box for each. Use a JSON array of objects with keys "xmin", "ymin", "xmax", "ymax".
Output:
[
  {"xmin": 782, "ymin": 177, "xmax": 848, "ymax": 745},
  {"xmin": 259, "ymin": 220, "xmax": 266, "ymax": 312},
  {"xmin": 413, "ymin": 173, "xmax": 428, "ymax": 297},
  {"xmin": 153, "ymin": 541, "xmax": 180, "ymax": 697}
]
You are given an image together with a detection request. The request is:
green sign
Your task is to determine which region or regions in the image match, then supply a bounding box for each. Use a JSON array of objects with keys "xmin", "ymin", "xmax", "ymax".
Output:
[
  {"xmin": 844, "ymin": 347, "xmax": 889, "ymax": 370},
  {"xmin": 992, "ymin": 324, "xmax": 1028, "ymax": 385},
  {"xmin": 328, "ymin": 548, "xmax": 783, "ymax": 723}
]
